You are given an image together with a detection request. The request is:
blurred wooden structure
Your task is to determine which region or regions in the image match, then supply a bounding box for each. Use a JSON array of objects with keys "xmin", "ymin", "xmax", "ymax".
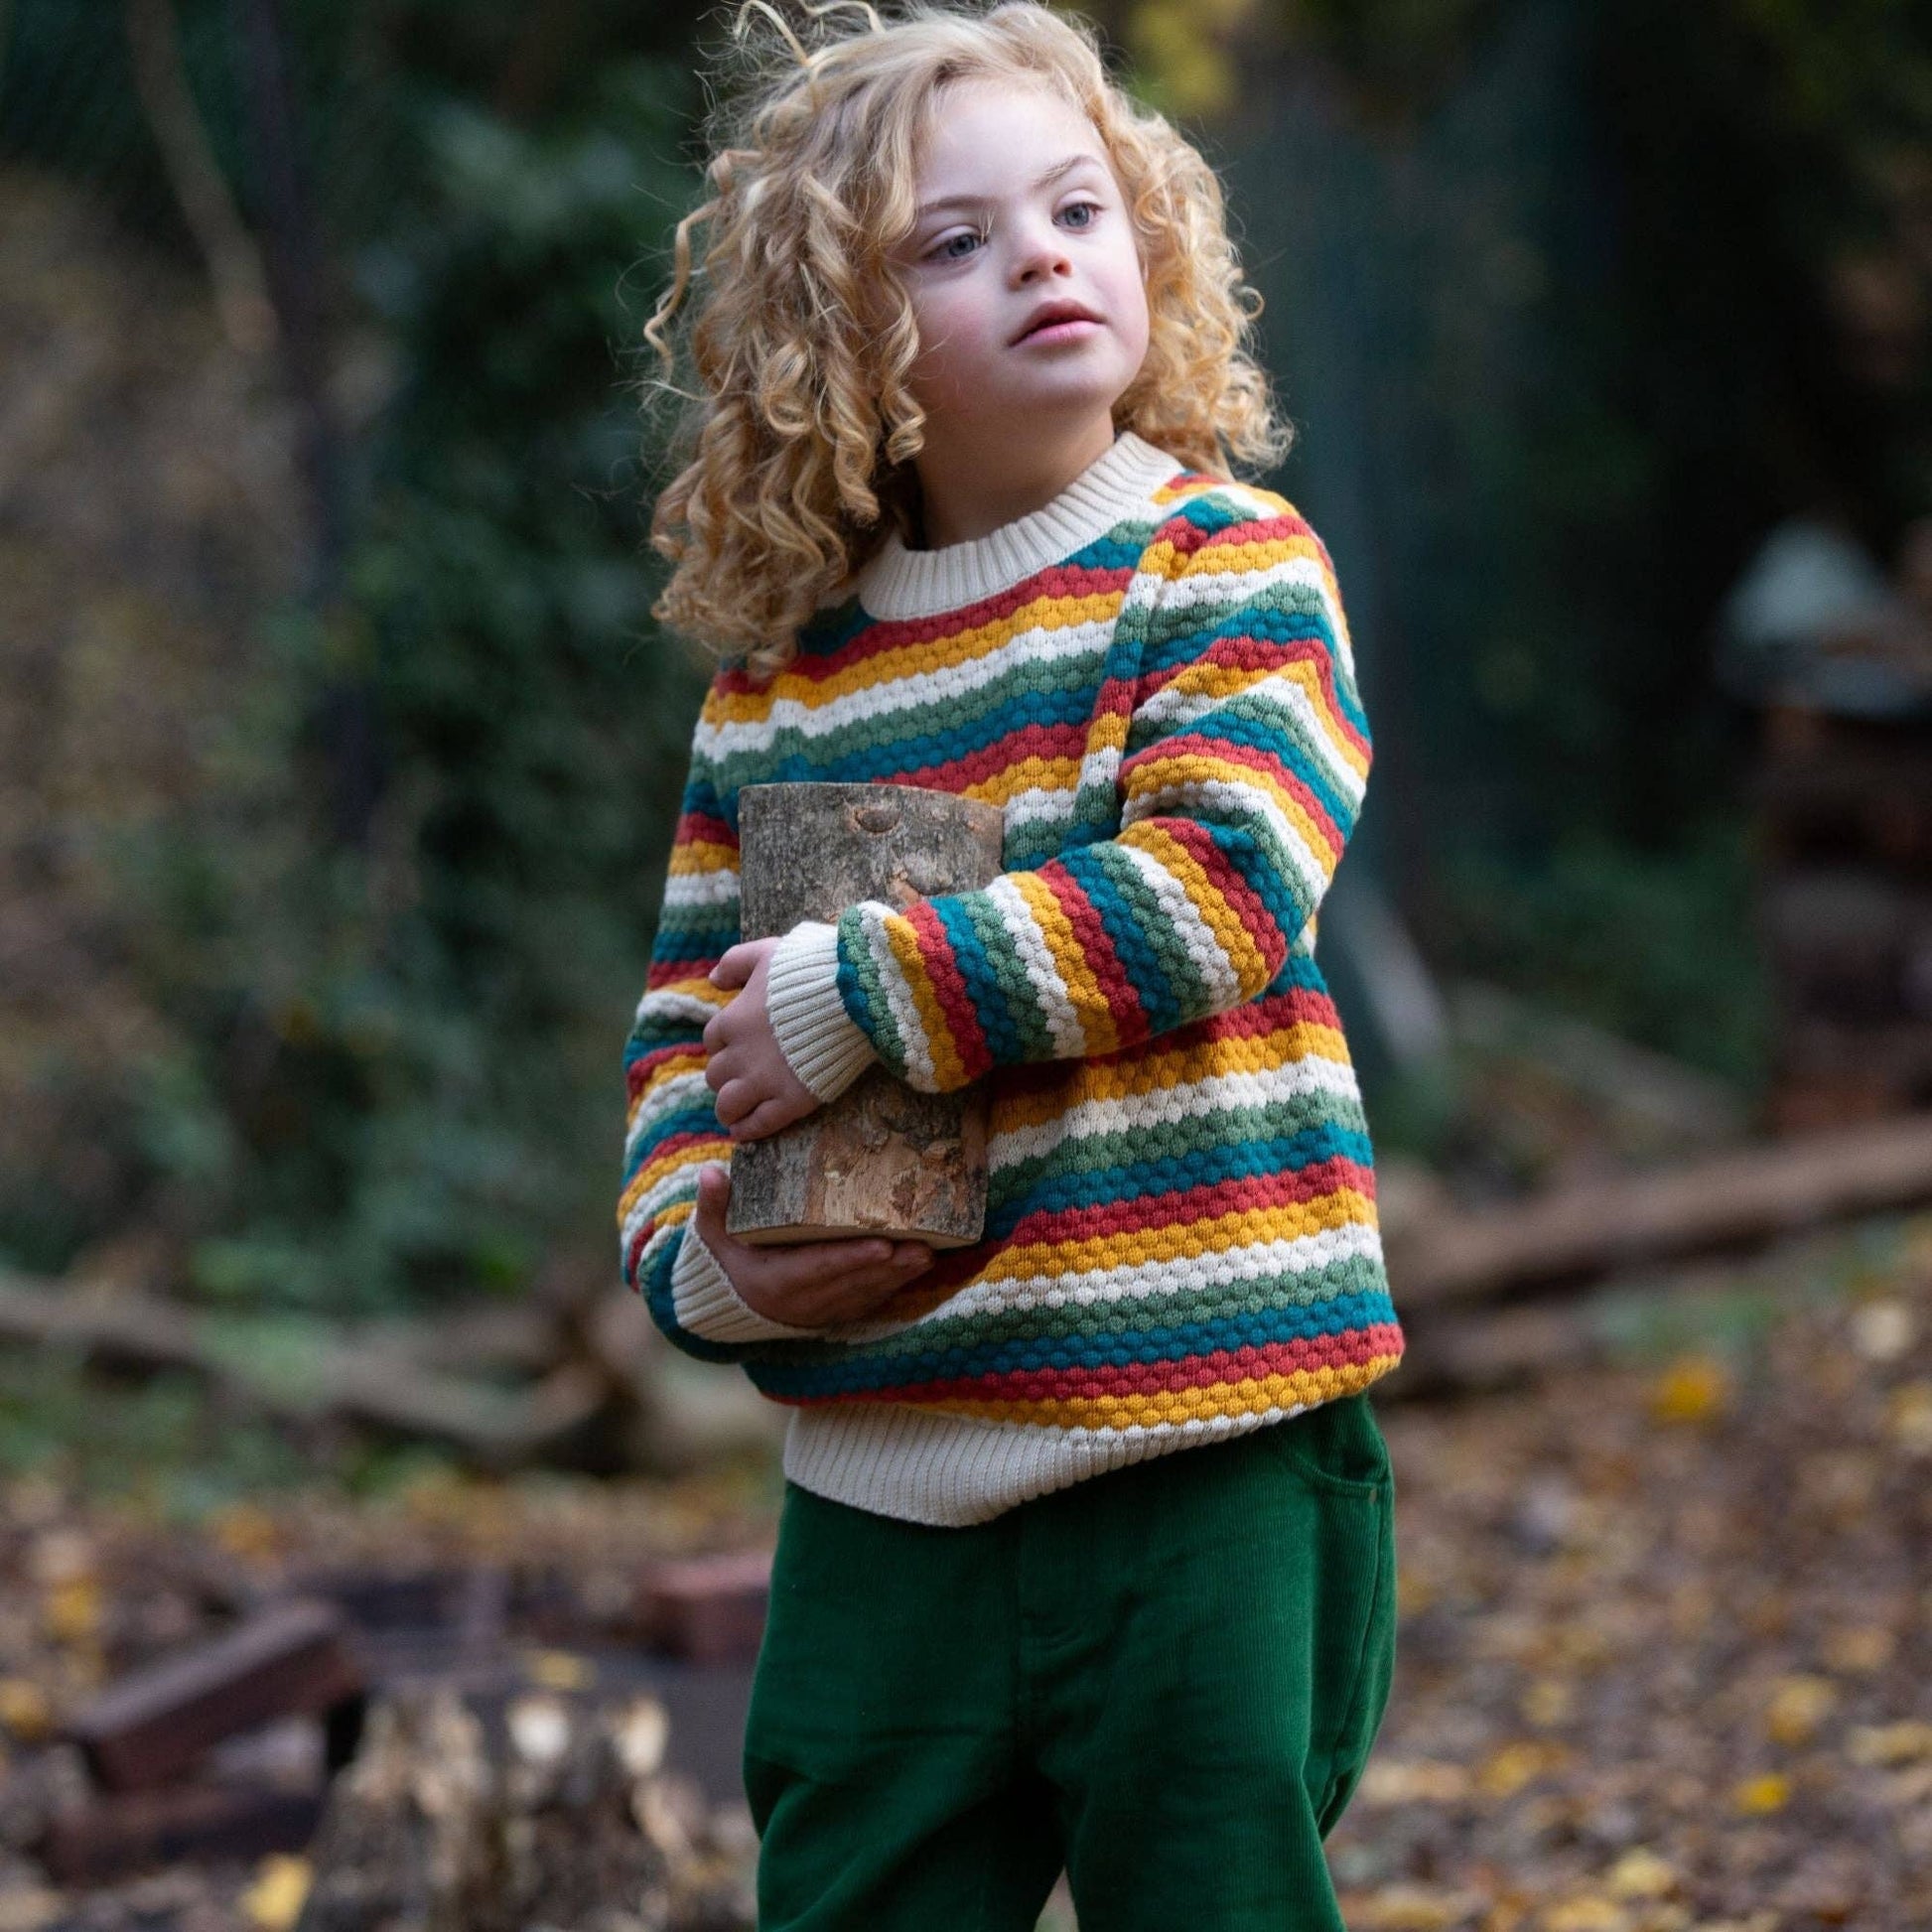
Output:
[{"xmin": 1753, "ymin": 703, "xmax": 1932, "ymax": 1131}]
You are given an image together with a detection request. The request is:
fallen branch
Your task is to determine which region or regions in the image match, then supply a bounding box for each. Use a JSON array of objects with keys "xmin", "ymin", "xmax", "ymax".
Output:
[
  {"xmin": 0, "ymin": 1272, "xmax": 606, "ymax": 1468},
  {"xmin": 1386, "ymin": 1113, "xmax": 1932, "ymax": 1311}
]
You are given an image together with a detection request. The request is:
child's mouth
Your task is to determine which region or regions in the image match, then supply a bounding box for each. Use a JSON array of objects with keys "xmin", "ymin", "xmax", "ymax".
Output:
[{"xmin": 1017, "ymin": 318, "xmax": 1100, "ymax": 345}]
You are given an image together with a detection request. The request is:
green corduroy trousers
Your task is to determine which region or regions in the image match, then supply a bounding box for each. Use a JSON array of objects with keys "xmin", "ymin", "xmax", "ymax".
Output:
[{"xmin": 743, "ymin": 1391, "xmax": 1399, "ymax": 1931}]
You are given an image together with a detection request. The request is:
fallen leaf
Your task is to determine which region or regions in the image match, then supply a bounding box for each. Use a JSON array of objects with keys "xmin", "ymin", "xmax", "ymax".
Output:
[
  {"xmin": 1730, "ymin": 1772, "xmax": 1790, "ymax": 1814},
  {"xmin": 1650, "ymin": 1355, "xmax": 1729, "ymax": 1425},
  {"xmin": 1764, "ymin": 1672, "xmax": 1837, "ymax": 1745},
  {"xmin": 1845, "ymin": 1720, "xmax": 1932, "ymax": 1766},
  {"xmin": 1604, "ymin": 1848, "xmax": 1678, "ymax": 1900},
  {"xmin": 240, "ymin": 1854, "xmax": 311, "ymax": 1931}
]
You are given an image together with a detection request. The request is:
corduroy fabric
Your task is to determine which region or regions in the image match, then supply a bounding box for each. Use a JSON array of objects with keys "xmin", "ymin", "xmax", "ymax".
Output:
[
  {"xmin": 618, "ymin": 429, "xmax": 1405, "ymax": 1523},
  {"xmin": 744, "ymin": 1394, "xmax": 1399, "ymax": 1931}
]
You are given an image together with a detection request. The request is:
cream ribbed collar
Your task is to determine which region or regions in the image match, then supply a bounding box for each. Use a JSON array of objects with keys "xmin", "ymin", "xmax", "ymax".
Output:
[{"xmin": 852, "ymin": 429, "xmax": 1183, "ymax": 621}]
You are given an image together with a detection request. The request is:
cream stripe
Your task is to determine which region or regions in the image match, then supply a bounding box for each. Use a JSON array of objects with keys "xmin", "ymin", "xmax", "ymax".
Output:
[
  {"xmin": 694, "ymin": 614, "xmax": 1113, "ymax": 762},
  {"xmin": 983, "ymin": 873, "xmax": 1086, "ymax": 1056},
  {"xmin": 1131, "ymin": 670, "xmax": 1365, "ymax": 804},
  {"xmin": 827, "ymin": 1219, "xmax": 1383, "ymax": 1340},
  {"xmin": 987, "ymin": 1053, "xmax": 1362, "ymax": 1168},
  {"xmin": 1112, "ymin": 839, "xmax": 1243, "ymax": 1009}
]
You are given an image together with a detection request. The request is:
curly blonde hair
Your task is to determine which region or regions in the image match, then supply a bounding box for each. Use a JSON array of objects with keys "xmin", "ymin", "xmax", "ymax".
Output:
[{"xmin": 638, "ymin": 0, "xmax": 1293, "ymax": 679}]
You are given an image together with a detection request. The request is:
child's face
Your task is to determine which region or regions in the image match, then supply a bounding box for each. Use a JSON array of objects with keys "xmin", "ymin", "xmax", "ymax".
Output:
[{"xmin": 891, "ymin": 78, "xmax": 1150, "ymax": 454}]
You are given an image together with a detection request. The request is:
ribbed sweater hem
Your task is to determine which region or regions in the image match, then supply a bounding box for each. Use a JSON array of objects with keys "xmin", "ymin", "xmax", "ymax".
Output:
[{"xmin": 781, "ymin": 1399, "xmax": 1317, "ymax": 1526}]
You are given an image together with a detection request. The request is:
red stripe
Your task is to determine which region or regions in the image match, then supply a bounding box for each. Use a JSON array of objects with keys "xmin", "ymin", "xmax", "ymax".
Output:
[
  {"xmin": 1007, "ymin": 1154, "xmax": 1376, "ymax": 1246},
  {"xmin": 812, "ymin": 561, "xmax": 1138, "ymax": 678},
  {"xmin": 673, "ymin": 809, "xmax": 736, "ymax": 848},
  {"xmin": 1040, "ymin": 861, "xmax": 1148, "ymax": 1042},
  {"xmin": 645, "ymin": 954, "xmax": 723, "ymax": 991},
  {"xmin": 903, "ymin": 898, "xmax": 992, "ymax": 1083},
  {"xmin": 625, "ymin": 1040, "xmax": 706, "ymax": 1099},
  {"xmin": 1140, "ymin": 811, "xmax": 1282, "ymax": 951},
  {"xmin": 1188, "ymin": 735, "xmax": 1347, "ymax": 855},
  {"xmin": 903, "ymin": 721, "xmax": 1087, "ymax": 790}
]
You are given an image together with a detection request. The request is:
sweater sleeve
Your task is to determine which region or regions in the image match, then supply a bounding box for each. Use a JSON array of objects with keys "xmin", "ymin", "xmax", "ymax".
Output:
[
  {"xmin": 617, "ymin": 697, "xmax": 824, "ymax": 1360},
  {"xmin": 769, "ymin": 496, "xmax": 1372, "ymax": 1096}
]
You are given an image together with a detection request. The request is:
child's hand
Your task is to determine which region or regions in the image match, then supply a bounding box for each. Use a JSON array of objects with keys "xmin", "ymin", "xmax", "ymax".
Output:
[
  {"xmin": 691, "ymin": 1164, "xmax": 933, "ymax": 1328},
  {"xmin": 703, "ymin": 936, "xmax": 824, "ymax": 1142}
]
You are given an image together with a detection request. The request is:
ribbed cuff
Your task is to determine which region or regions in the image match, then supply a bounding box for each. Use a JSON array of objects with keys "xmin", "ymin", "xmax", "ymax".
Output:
[
  {"xmin": 765, "ymin": 919, "xmax": 878, "ymax": 1103},
  {"xmin": 670, "ymin": 1215, "xmax": 819, "ymax": 1343}
]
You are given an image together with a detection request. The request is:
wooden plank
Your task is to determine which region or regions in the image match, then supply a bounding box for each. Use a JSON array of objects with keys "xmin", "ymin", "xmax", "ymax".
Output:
[
  {"xmin": 40, "ymin": 1784, "xmax": 325, "ymax": 1884},
  {"xmin": 637, "ymin": 1550, "xmax": 771, "ymax": 1665},
  {"xmin": 66, "ymin": 1596, "xmax": 363, "ymax": 1791}
]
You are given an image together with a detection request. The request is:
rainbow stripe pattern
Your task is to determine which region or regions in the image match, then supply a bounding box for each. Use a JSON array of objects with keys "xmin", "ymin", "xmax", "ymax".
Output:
[{"xmin": 620, "ymin": 454, "xmax": 1403, "ymax": 1476}]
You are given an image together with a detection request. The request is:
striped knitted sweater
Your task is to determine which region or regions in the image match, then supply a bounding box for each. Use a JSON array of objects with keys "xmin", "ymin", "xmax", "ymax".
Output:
[{"xmin": 619, "ymin": 428, "xmax": 1404, "ymax": 1525}]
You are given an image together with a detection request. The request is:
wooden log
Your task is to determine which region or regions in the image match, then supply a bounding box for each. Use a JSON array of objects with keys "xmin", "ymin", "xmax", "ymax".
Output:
[
  {"xmin": 0, "ymin": 1271, "xmax": 610, "ymax": 1469},
  {"xmin": 1386, "ymin": 1113, "xmax": 1932, "ymax": 1311},
  {"xmin": 729, "ymin": 780, "xmax": 1006, "ymax": 1247},
  {"xmin": 66, "ymin": 1596, "xmax": 363, "ymax": 1792}
]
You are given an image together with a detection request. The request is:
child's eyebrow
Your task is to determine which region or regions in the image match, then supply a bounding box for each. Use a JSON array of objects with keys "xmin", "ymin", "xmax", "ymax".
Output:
[{"xmin": 913, "ymin": 152, "xmax": 1107, "ymax": 223}]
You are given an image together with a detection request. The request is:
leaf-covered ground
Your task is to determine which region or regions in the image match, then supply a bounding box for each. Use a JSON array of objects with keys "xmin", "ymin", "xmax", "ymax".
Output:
[{"xmin": 2, "ymin": 1208, "xmax": 1930, "ymax": 1930}]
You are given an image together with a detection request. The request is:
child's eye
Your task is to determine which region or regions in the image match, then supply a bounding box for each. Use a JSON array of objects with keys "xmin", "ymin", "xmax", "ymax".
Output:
[
  {"xmin": 929, "ymin": 227, "xmax": 984, "ymax": 263},
  {"xmin": 922, "ymin": 199, "xmax": 1104, "ymax": 263}
]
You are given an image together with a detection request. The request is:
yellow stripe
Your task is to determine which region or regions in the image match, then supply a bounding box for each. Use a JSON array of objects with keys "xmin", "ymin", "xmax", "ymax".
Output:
[
  {"xmin": 916, "ymin": 1355, "xmax": 1404, "ymax": 1429},
  {"xmin": 880, "ymin": 914, "xmax": 969, "ymax": 1091},
  {"xmin": 986, "ymin": 1016, "xmax": 1353, "ymax": 1134},
  {"xmin": 1139, "ymin": 654, "xmax": 1368, "ymax": 786},
  {"xmin": 1116, "ymin": 818, "xmax": 1272, "ymax": 991},
  {"xmin": 618, "ymin": 1132, "xmax": 729, "ymax": 1219},
  {"xmin": 708, "ymin": 592, "xmax": 1122, "ymax": 719},
  {"xmin": 669, "ymin": 838, "xmax": 737, "ymax": 876},
  {"xmin": 1128, "ymin": 749, "xmax": 1349, "ymax": 869},
  {"xmin": 1012, "ymin": 869, "xmax": 1117, "ymax": 1057},
  {"xmin": 975, "ymin": 1190, "xmax": 1377, "ymax": 1283}
]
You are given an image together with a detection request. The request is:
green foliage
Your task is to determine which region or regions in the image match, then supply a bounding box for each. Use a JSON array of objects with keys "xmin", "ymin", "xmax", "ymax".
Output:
[
  {"xmin": 1429, "ymin": 817, "xmax": 1774, "ymax": 1089},
  {"xmin": 108, "ymin": 60, "xmax": 714, "ymax": 1314}
]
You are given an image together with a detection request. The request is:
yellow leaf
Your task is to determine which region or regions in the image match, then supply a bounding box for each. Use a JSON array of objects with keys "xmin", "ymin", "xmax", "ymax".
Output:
[
  {"xmin": 210, "ymin": 1502, "xmax": 282, "ymax": 1561},
  {"xmin": 525, "ymin": 1648, "xmax": 594, "ymax": 1692},
  {"xmin": 0, "ymin": 1678, "xmax": 54, "ymax": 1743},
  {"xmin": 43, "ymin": 1576, "xmax": 101, "ymax": 1646},
  {"xmin": 1604, "ymin": 1848, "xmax": 1677, "ymax": 1899},
  {"xmin": 241, "ymin": 1855, "xmax": 311, "ymax": 1931},
  {"xmin": 1846, "ymin": 1720, "xmax": 1932, "ymax": 1766},
  {"xmin": 1731, "ymin": 1771, "xmax": 1789, "ymax": 1813},
  {"xmin": 1764, "ymin": 1672, "xmax": 1837, "ymax": 1745},
  {"xmin": 1650, "ymin": 1353, "xmax": 1729, "ymax": 1424},
  {"xmin": 1476, "ymin": 1739, "xmax": 1566, "ymax": 1798},
  {"xmin": 1357, "ymin": 1757, "xmax": 1472, "ymax": 1805},
  {"xmin": 1540, "ymin": 1895, "xmax": 1629, "ymax": 1932},
  {"xmin": 1346, "ymin": 1883, "xmax": 1488, "ymax": 1930},
  {"xmin": 1883, "ymin": 1381, "xmax": 1932, "ymax": 1455}
]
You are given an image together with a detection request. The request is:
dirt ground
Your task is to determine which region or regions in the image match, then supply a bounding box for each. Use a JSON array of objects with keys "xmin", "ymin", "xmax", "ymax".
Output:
[{"xmin": 3, "ymin": 1207, "xmax": 1930, "ymax": 1931}]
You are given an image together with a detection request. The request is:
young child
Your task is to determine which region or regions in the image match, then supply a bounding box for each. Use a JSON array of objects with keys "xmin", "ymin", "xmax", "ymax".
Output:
[{"xmin": 621, "ymin": 2, "xmax": 1405, "ymax": 1924}]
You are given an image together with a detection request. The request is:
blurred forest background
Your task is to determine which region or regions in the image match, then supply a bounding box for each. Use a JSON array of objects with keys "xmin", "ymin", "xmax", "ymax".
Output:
[
  {"xmin": 3, "ymin": 0, "xmax": 1930, "ymax": 1322},
  {"xmin": 10, "ymin": 3, "xmax": 1932, "ymax": 1924}
]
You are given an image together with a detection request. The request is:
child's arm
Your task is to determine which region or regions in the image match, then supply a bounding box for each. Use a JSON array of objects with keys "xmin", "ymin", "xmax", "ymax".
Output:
[
  {"xmin": 761, "ymin": 499, "xmax": 1371, "ymax": 1096},
  {"xmin": 618, "ymin": 718, "xmax": 923, "ymax": 1359}
]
